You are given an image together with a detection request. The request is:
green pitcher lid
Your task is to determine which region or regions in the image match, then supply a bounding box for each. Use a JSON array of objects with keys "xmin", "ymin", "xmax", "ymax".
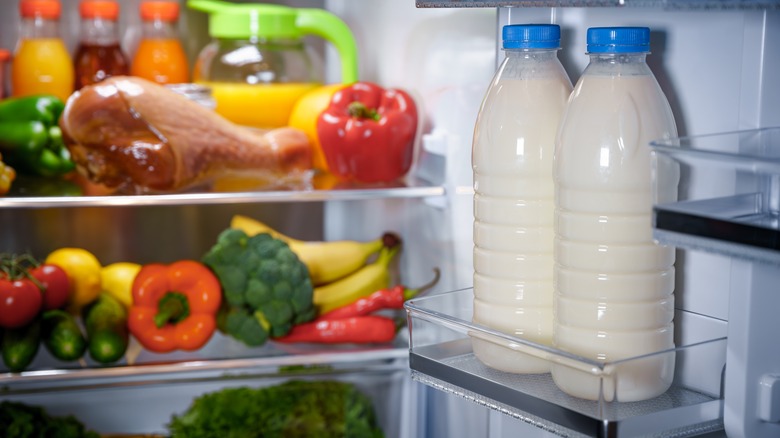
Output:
[
  {"xmin": 188, "ymin": 0, "xmax": 301, "ymax": 39},
  {"xmin": 188, "ymin": 0, "xmax": 359, "ymax": 84}
]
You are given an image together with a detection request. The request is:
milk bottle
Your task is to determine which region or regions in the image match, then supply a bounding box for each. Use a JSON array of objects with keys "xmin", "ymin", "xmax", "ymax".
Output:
[
  {"xmin": 552, "ymin": 27, "xmax": 680, "ymax": 401},
  {"xmin": 472, "ymin": 24, "xmax": 572, "ymax": 374}
]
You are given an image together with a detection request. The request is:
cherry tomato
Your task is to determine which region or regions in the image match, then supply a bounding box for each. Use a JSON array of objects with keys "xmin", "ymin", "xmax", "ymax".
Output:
[
  {"xmin": 29, "ymin": 264, "xmax": 70, "ymax": 310},
  {"xmin": 0, "ymin": 277, "xmax": 42, "ymax": 328}
]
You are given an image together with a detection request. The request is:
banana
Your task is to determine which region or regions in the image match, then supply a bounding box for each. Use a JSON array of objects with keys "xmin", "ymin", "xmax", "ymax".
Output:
[
  {"xmin": 313, "ymin": 244, "xmax": 401, "ymax": 315},
  {"xmin": 230, "ymin": 215, "xmax": 395, "ymax": 286}
]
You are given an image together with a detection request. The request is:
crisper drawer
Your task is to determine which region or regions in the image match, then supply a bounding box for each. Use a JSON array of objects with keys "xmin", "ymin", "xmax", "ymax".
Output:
[
  {"xmin": 405, "ymin": 288, "xmax": 728, "ymax": 438},
  {"xmin": 0, "ymin": 349, "xmax": 411, "ymax": 437}
]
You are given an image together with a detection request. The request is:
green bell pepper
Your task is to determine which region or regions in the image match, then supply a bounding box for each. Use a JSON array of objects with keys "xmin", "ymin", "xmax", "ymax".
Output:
[
  {"xmin": 0, "ymin": 95, "xmax": 74, "ymax": 177},
  {"xmin": 0, "ymin": 95, "xmax": 64, "ymax": 127}
]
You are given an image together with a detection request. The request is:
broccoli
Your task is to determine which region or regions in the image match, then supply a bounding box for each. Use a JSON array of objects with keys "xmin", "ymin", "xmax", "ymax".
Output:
[
  {"xmin": 167, "ymin": 380, "xmax": 385, "ymax": 438},
  {"xmin": 0, "ymin": 401, "xmax": 100, "ymax": 438},
  {"xmin": 203, "ymin": 229, "xmax": 316, "ymax": 346}
]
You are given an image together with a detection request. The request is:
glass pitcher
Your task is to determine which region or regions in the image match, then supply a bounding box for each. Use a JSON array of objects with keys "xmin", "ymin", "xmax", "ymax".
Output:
[{"xmin": 188, "ymin": 0, "xmax": 358, "ymax": 129}]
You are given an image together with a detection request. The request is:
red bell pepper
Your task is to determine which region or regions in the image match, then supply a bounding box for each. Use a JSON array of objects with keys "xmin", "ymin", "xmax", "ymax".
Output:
[
  {"xmin": 128, "ymin": 260, "xmax": 222, "ymax": 353},
  {"xmin": 317, "ymin": 82, "xmax": 418, "ymax": 183}
]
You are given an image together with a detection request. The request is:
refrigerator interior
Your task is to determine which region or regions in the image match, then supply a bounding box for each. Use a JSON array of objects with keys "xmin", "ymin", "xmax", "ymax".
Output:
[{"xmin": 0, "ymin": 0, "xmax": 778, "ymax": 437}]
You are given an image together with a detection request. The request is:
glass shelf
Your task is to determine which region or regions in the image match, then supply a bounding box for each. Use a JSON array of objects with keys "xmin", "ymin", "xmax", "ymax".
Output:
[
  {"xmin": 0, "ymin": 175, "xmax": 444, "ymax": 209},
  {"xmin": 405, "ymin": 288, "xmax": 728, "ymax": 438},
  {"xmin": 416, "ymin": 0, "xmax": 780, "ymax": 9}
]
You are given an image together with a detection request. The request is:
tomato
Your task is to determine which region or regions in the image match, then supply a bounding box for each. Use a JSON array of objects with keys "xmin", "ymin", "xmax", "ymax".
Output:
[
  {"xmin": 0, "ymin": 276, "xmax": 42, "ymax": 328},
  {"xmin": 288, "ymin": 83, "xmax": 347, "ymax": 172},
  {"xmin": 29, "ymin": 264, "xmax": 70, "ymax": 310}
]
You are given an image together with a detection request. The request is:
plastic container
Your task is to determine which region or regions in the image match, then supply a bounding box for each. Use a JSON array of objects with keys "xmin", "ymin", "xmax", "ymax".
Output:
[
  {"xmin": 470, "ymin": 24, "xmax": 572, "ymax": 374},
  {"xmin": 73, "ymin": 0, "xmax": 130, "ymax": 90},
  {"xmin": 405, "ymin": 288, "xmax": 728, "ymax": 438},
  {"xmin": 131, "ymin": 1, "xmax": 189, "ymax": 85},
  {"xmin": 552, "ymin": 27, "xmax": 681, "ymax": 402},
  {"xmin": 188, "ymin": 0, "xmax": 358, "ymax": 129},
  {"xmin": 11, "ymin": 0, "xmax": 74, "ymax": 101}
]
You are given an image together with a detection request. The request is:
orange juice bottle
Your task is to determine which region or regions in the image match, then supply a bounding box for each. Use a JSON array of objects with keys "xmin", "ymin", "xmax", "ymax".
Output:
[
  {"xmin": 12, "ymin": 0, "xmax": 75, "ymax": 102},
  {"xmin": 131, "ymin": 1, "xmax": 189, "ymax": 85}
]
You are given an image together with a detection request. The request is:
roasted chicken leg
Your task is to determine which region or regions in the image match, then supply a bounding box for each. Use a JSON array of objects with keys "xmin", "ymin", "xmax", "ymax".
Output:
[{"xmin": 60, "ymin": 76, "xmax": 313, "ymax": 194}]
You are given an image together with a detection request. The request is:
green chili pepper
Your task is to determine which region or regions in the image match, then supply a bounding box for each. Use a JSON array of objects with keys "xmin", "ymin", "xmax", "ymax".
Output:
[{"xmin": 0, "ymin": 96, "xmax": 74, "ymax": 177}]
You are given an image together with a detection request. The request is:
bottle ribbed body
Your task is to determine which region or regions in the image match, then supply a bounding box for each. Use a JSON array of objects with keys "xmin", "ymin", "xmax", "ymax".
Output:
[
  {"xmin": 472, "ymin": 33, "xmax": 572, "ymax": 374},
  {"xmin": 552, "ymin": 45, "xmax": 681, "ymax": 401}
]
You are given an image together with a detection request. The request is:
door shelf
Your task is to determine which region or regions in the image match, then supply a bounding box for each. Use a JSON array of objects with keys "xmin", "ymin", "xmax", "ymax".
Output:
[
  {"xmin": 650, "ymin": 127, "xmax": 780, "ymax": 264},
  {"xmin": 405, "ymin": 288, "xmax": 727, "ymax": 438}
]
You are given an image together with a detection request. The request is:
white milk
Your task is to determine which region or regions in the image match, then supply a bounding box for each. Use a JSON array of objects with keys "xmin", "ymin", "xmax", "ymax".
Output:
[
  {"xmin": 472, "ymin": 25, "xmax": 572, "ymax": 374},
  {"xmin": 552, "ymin": 52, "xmax": 680, "ymax": 401}
]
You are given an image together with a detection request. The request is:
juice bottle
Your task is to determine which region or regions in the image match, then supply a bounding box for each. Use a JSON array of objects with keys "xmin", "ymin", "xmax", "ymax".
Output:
[
  {"xmin": 12, "ymin": 0, "xmax": 74, "ymax": 102},
  {"xmin": 471, "ymin": 24, "xmax": 572, "ymax": 374},
  {"xmin": 552, "ymin": 27, "xmax": 680, "ymax": 402},
  {"xmin": 0, "ymin": 49, "xmax": 10, "ymax": 99},
  {"xmin": 73, "ymin": 0, "xmax": 130, "ymax": 90},
  {"xmin": 131, "ymin": 1, "xmax": 189, "ymax": 85}
]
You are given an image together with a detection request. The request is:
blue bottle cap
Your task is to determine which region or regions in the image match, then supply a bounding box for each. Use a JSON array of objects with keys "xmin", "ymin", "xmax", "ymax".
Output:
[
  {"xmin": 587, "ymin": 27, "xmax": 650, "ymax": 53},
  {"xmin": 502, "ymin": 24, "xmax": 561, "ymax": 50}
]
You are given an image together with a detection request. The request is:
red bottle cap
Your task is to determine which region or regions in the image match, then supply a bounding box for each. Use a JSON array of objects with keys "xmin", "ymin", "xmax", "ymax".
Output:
[
  {"xmin": 140, "ymin": 1, "xmax": 179, "ymax": 22},
  {"xmin": 0, "ymin": 49, "xmax": 10, "ymax": 62},
  {"xmin": 80, "ymin": 0, "xmax": 120, "ymax": 20},
  {"xmin": 20, "ymin": 0, "xmax": 62, "ymax": 19}
]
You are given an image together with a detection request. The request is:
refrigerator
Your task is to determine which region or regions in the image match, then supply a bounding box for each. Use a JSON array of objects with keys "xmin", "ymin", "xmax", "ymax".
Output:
[{"xmin": 1, "ymin": 0, "xmax": 779, "ymax": 437}]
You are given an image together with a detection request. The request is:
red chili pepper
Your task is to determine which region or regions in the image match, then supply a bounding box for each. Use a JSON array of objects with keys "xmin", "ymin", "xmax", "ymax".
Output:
[
  {"xmin": 275, "ymin": 315, "xmax": 400, "ymax": 344},
  {"xmin": 317, "ymin": 81, "xmax": 418, "ymax": 183},
  {"xmin": 319, "ymin": 268, "xmax": 440, "ymax": 320}
]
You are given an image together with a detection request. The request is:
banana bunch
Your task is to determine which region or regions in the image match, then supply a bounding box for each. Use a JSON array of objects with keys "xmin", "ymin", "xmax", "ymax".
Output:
[{"xmin": 230, "ymin": 215, "xmax": 402, "ymax": 314}]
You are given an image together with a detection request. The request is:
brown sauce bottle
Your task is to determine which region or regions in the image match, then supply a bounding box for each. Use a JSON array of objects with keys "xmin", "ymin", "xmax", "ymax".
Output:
[{"xmin": 73, "ymin": 0, "xmax": 129, "ymax": 90}]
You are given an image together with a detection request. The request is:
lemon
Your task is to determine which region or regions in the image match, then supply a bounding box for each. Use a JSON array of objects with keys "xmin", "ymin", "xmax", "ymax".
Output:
[
  {"xmin": 288, "ymin": 83, "xmax": 346, "ymax": 172},
  {"xmin": 101, "ymin": 262, "xmax": 142, "ymax": 309},
  {"xmin": 45, "ymin": 248, "xmax": 103, "ymax": 313}
]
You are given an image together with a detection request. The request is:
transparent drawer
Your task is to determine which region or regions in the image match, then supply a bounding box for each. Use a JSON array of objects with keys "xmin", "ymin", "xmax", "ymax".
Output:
[
  {"xmin": 405, "ymin": 288, "xmax": 727, "ymax": 438},
  {"xmin": 650, "ymin": 127, "xmax": 780, "ymax": 263},
  {"xmin": 1, "ymin": 361, "xmax": 411, "ymax": 437}
]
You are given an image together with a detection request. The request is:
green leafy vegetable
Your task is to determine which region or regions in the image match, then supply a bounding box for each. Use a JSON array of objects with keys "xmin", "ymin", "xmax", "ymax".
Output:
[
  {"xmin": 168, "ymin": 380, "xmax": 384, "ymax": 438},
  {"xmin": 0, "ymin": 401, "xmax": 99, "ymax": 438},
  {"xmin": 203, "ymin": 229, "xmax": 316, "ymax": 346}
]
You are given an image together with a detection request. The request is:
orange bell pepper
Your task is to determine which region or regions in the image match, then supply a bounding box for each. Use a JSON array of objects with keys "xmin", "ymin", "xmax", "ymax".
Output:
[{"xmin": 128, "ymin": 260, "xmax": 221, "ymax": 353}]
